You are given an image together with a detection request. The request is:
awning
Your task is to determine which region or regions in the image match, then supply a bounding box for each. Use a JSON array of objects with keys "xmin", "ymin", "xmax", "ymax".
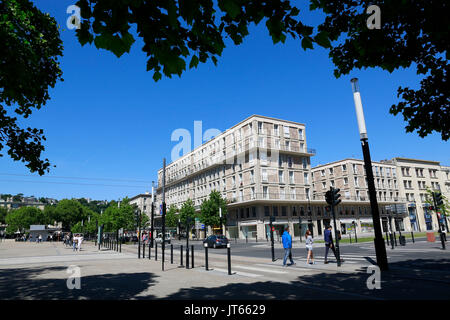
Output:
[
  {"xmin": 339, "ymin": 218, "xmax": 356, "ymax": 224},
  {"xmin": 359, "ymin": 218, "xmax": 375, "ymax": 223},
  {"xmin": 239, "ymin": 221, "xmax": 258, "ymax": 226}
]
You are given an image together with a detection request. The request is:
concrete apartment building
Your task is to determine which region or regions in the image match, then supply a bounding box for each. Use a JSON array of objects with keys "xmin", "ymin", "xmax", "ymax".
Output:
[
  {"xmin": 150, "ymin": 115, "xmax": 449, "ymax": 240},
  {"xmin": 128, "ymin": 192, "xmax": 154, "ymax": 218},
  {"xmin": 380, "ymin": 158, "xmax": 450, "ymax": 232},
  {"xmin": 311, "ymin": 159, "xmax": 408, "ymax": 235},
  {"xmin": 155, "ymin": 115, "xmax": 319, "ymax": 240}
]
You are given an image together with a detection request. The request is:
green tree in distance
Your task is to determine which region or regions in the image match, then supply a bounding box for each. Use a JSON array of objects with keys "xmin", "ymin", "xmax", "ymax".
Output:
[
  {"xmin": 199, "ymin": 191, "xmax": 227, "ymax": 230},
  {"xmin": 53, "ymin": 199, "xmax": 90, "ymax": 231},
  {"xmin": 179, "ymin": 199, "xmax": 197, "ymax": 228},
  {"xmin": 0, "ymin": 207, "xmax": 8, "ymax": 224},
  {"xmin": 165, "ymin": 204, "xmax": 179, "ymax": 228},
  {"xmin": 5, "ymin": 206, "xmax": 49, "ymax": 234},
  {"xmin": 425, "ymin": 187, "xmax": 449, "ymax": 226}
]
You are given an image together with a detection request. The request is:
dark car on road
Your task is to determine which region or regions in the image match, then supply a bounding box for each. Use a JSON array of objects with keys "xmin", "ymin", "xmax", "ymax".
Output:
[{"xmin": 203, "ymin": 235, "xmax": 229, "ymax": 248}]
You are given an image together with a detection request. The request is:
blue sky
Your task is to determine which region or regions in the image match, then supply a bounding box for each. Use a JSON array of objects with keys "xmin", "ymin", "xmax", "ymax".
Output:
[{"xmin": 0, "ymin": 0, "xmax": 448, "ymax": 201}]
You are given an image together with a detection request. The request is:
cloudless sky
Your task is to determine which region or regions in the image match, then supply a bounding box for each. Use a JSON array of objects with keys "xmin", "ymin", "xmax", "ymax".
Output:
[{"xmin": 0, "ymin": 0, "xmax": 448, "ymax": 201}]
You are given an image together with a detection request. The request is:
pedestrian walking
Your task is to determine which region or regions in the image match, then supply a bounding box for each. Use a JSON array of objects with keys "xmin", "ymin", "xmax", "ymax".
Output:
[
  {"xmin": 38, "ymin": 234, "xmax": 42, "ymax": 243},
  {"xmin": 77, "ymin": 234, "xmax": 83, "ymax": 251},
  {"xmin": 282, "ymin": 226, "xmax": 295, "ymax": 267},
  {"xmin": 73, "ymin": 234, "xmax": 78, "ymax": 252},
  {"xmin": 324, "ymin": 225, "xmax": 343, "ymax": 264},
  {"xmin": 305, "ymin": 230, "xmax": 315, "ymax": 265}
]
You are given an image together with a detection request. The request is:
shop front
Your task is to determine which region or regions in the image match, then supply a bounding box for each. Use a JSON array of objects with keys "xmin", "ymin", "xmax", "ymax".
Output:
[
  {"xmin": 359, "ymin": 218, "xmax": 374, "ymax": 233},
  {"xmin": 338, "ymin": 218, "xmax": 356, "ymax": 235},
  {"xmin": 408, "ymin": 204, "xmax": 419, "ymax": 231}
]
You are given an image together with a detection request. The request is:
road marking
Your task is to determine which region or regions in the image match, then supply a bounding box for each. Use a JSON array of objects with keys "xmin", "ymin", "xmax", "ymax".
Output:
[
  {"xmin": 213, "ymin": 268, "xmax": 262, "ymax": 278},
  {"xmin": 233, "ymin": 265, "xmax": 288, "ymax": 274}
]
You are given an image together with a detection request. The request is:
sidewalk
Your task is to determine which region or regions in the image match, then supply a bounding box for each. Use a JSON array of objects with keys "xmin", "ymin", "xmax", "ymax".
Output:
[{"xmin": 1, "ymin": 240, "xmax": 449, "ymax": 300}]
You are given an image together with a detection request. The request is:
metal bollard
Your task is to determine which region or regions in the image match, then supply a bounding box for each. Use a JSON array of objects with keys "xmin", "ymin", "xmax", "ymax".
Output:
[
  {"xmin": 148, "ymin": 243, "xmax": 151, "ymax": 259},
  {"xmin": 171, "ymin": 244, "xmax": 173, "ymax": 264},
  {"xmin": 142, "ymin": 242, "xmax": 145, "ymax": 258},
  {"xmin": 411, "ymin": 231, "xmax": 415, "ymax": 243},
  {"xmin": 204, "ymin": 243, "xmax": 209, "ymax": 271},
  {"xmin": 256, "ymin": 236, "xmax": 258, "ymax": 243},
  {"xmin": 227, "ymin": 243, "xmax": 232, "ymax": 275},
  {"xmin": 390, "ymin": 233, "xmax": 394, "ymax": 250},
  {"xmin": 180, "ymin": 245, "xmax": 183, "ymax": 267},
  {"xmin": 155, "ymin": 242, "xmax": 158, "ymax": 261},
  {"xmin": 186, "ymin": 245, "xmax": 189, "ymax": 269},
  {"xmin": 394, "ymin": 232, "xmax": 398, "ymax": 246},
  {"xmin": 246, "ymin": 236, "xmax": 248, "ymax": 243},
  {"xmin": 191, "ymin": 245, "xmax": 194, "ymax": 268},
  {"xmin": 350, "ymin": 234, "xmax": 352, "ymax": 244}
]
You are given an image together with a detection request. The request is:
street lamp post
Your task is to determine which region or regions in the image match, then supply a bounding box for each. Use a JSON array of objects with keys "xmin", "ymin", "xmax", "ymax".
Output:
[
  {"xmin": 150, "ymin": 181, "xmax": 155, "ymax": 248},
  {"xmin": 136, "ymin": 209, "xmax": 141, "ymax": 259},
  {"xmin": 351, "ymin": 78, "xmax": 389, "ymax": 271}
]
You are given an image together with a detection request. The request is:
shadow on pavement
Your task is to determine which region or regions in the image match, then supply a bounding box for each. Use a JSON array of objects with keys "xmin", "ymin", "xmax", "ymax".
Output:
[
  {"xmin": 0, "ymin": 266, "xmax": 158, "ymax": 300},
  {"xmin": 1, "ymin": 259, "xmax": 449, "ymax": 300}
]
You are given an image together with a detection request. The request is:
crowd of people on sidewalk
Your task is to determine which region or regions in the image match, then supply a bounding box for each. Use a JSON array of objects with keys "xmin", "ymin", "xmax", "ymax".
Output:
[
  {"xmin": 63, "ymin": 233, "xmax": 84, "ymax": 252},
  {"xmin": 281, "ymin": 225, "xmax": 343, "ymax": 267}
]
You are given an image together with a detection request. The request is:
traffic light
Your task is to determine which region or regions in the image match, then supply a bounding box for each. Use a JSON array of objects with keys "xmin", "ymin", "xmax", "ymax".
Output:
[
  {"xmin": 332, "ymin": 188, "xmax": 341, "ymax": 206},
  {"xmin": 326, "ymin": 187, "xmax": 341, "ymax": 206},
  {"xmin": 435, "ymin": 192, "xmax": 444, "ymax": 207}
]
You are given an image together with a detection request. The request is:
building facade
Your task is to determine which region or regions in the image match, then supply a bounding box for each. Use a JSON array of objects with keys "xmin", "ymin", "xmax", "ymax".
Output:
[
  {"xmin": 155, "ymin": 115, "xmax": 319, "ymax": 239},
  {"xmin": 152, "ymin": 115, "xmax": 449, "ymax": 239},
  {"xmin": 312, "ymin": 159, "xmax": 409, "ymax": 235},
  {"xmin": 380, "ymin": 158, "xmax": 450, "ymax": 232}
]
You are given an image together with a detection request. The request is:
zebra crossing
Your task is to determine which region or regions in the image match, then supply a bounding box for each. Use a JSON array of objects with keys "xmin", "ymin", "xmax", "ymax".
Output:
[{"xmin": 206, "ymin": 254, "xmax": 373, "ymax": 279}]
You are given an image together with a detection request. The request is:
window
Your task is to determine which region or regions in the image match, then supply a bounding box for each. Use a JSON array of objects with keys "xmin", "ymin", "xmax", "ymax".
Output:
[
  {"xmin": 285, "ymin": 140, "xmax": 290, "ymax": 151},
  {"xmin": 273, "ymin": 206, "xmax": 279, "ymax": 216},
  {"xmin": 289, "ymin": 171, "xmax": 295, "ymax": 184},
  {"xmin": 305, "ymin": 188, "xmax": 310, "ymax": 200},
  {"xmin": 282, "ymin": 206, "xmax": 287, "ymax": 216},
  {"xmin": 321, "ymin": 170, "xmax": 325, "ymax": 177},
  {"xmin": 274, "ymin": 138, "xmax": 280, "ymax": 149},
  {"xmin": 298, "ymin": 129, "xmax": 304, "ymax": 140},
  {"xmin": 352, "ymin": 164, "xmax": 358, "ymax": 174},
  {"xmin": 344, "ymin": 177, "xmax": 348, "ymax": 185},
  {"xmin": 302, "ymin": 158, "xmax": 308, "ymax": 169},
  {"xmin": 263, "ymin": 186, "xmax": 268, "ymax": 199},
  {"xmin": 258, "ymin": 121, "xmax": 263, "ymax": 134},
  {"xmin": 261, "ymin": 169, "xmax": 268, "ymax": 182},
  {"xmin": 329, "ymin": 168, "xmax": 334, "ymax": 175},
  {"xmin": 251, "ymin": 187, "xmax": 255, "ymax": 199},
  {"xmin": 264, "ymin": 206, "xmax": 270, "ymax": 217},
  {"xmin": 288, "ymin": 156, "xmax": 293, "ymax": 168},
  {"xmin": 260, "ymin": 150, "xmax": 267, "ymax": 164},
  {"xmin": 322, "ymin": 182, "xmax": 326, "ymax": 189},
  {"xmin": 249, "ymin": 151, "xmax": 255, "ymax": 165},
  {"xmin": 300, "ymin": 143, "xmax": 305, "ymax": 152},
  {"xmin": 280, "ymin": 187, "xmax": 285, "ymax": 199},
  {"xmin": 274, "ymin": 124, "xmax": 279, "ymax": 136},
  {"xmin": 284, "ymin": 126, "xmax": 290, "ymax": 138},
  {"xmin": 232, "ymin": 176, "xmax": 236, "ymax": 187},
  {"xmin": 354, "ymin": 177, "xmax": 359, "ymax": 187},
  {"xmin": 330, "ymin": 180, "xmax": 335, "ymax": 187},
  {"xmin": 342, "ymin": 164, "xmax": 347, "ymax": 171},
  {"xmin": 304, "ymin": 173, "xmax": 309, "ymax": 184},
  {"xmin": 250, "ymin": 170, "xmax": 254, "ymax": 183},
  {"xmin": 290, "ymin": 188, "xmax": 296, "ymax": 200},
  {"xmin": 279, "ymin": 170, "xmax": 284, "ymax": 183}
]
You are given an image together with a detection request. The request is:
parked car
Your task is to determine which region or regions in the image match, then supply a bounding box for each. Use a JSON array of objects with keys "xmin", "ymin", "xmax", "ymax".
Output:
[
  {"xmin": 203, "ymin": 235, "xmax": 229, "ymax": 248},
  {"xmin": 131, "ymin": 235, "xmax": 138, "ymax": 243},
  {"xmin": 155, "ymin": 232, "xmax": 171, "ymax": 244}
]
